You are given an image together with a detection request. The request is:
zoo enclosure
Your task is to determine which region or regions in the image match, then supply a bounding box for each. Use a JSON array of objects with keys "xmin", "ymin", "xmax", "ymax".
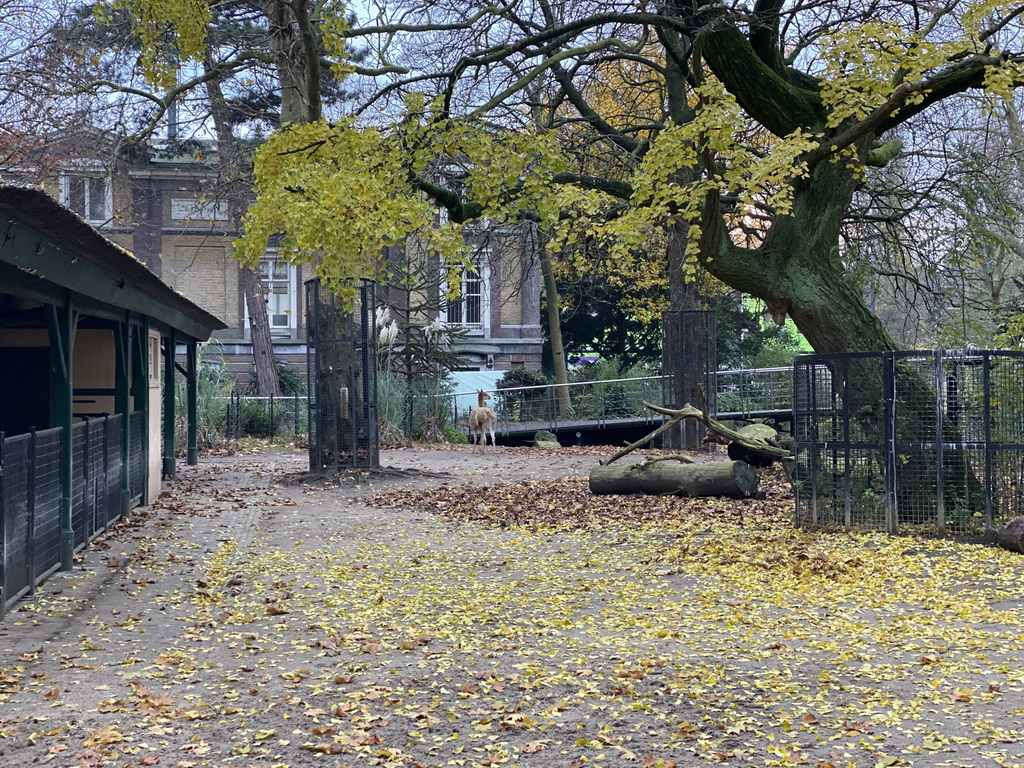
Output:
[
  {"xmin": 221, "ymin": 392, "xmax": 310, "ymax": 442},
  {"xmin": 1, "ymin": 414, "xmax": 145, "ymax": 617},
  {"xmin": 793, "ymin": 350, "xmax": 1024, "ymax": 536}
]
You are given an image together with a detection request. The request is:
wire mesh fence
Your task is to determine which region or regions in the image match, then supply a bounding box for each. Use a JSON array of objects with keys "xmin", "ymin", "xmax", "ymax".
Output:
[
  {"xmin": 438, "ymin": 377, "xmax": 671, "ymax": 440},
  {"xmin": 662, "ymin": 310, "xmax": 716, "ymax": 448},
  {"xmin": 306, "ymin": 279, "xmax": 379, "ymax": 470},
  {"xmin": 793, "ymin": 350, "xmax": 1024, "ymax": 536}
]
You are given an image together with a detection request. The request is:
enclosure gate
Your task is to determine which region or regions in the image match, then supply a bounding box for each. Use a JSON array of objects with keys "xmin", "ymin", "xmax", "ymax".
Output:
[
  {"xmin": 306, "ymin": 279, "xmax": 379, "ymax": 471},
  {"xmin": 793, "ymin": 350, "xmax": 1024, "ymax": 536}
]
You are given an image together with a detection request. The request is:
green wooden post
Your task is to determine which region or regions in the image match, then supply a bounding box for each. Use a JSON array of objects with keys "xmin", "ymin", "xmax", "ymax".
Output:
[
  {"xmin": 115, "ymin": 315, "xmax": 132, "ymax": 517},
  {"xmin": 131, "ymin": 321, "xmax": 150, "ymax": 506},
  {"xmin": 186, "ymin": 339, "xmax": 198, "ymax": 465},
  {"xmin": 46, "ymin": 299, "xmax": 77, "ymax": 571},
  {"xmin": 162, "ymin": 330, "xmax": 176, "ymax": 478}
]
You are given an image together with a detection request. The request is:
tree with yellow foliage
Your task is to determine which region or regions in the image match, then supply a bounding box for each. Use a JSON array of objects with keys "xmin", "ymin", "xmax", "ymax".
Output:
[{"xmin": 106, "ymin": 0, "xmax": 1024, "ymax": 359}]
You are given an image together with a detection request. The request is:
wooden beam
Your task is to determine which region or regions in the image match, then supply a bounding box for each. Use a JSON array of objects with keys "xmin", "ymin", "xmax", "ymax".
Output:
[{"xmin": 46, "ymin": 297, "xmax": 78, "ymax": 571}]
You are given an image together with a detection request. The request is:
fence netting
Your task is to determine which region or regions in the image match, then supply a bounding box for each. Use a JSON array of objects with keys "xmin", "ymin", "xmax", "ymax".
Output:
[
  {"xmin": 793, "ymin": 350, "xmax": 1024, "ymax": 536},
  {"xmin": 306, "ymin": 279, "xmax": 379, "ymax": 470}
]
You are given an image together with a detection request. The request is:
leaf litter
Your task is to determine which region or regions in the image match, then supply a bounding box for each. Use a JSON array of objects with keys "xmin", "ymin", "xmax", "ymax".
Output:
[{"xmin": 0, "ymin": 449, "xmax": 1022, "ymax": 768}]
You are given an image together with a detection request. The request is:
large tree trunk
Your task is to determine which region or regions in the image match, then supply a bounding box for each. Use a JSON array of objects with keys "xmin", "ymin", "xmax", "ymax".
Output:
[
  {"xmin": 265, "ymin": 0, "xmax": 320, "ymax": 124},
  {"xmin": 589, "ymin": 460, "xmax": 759, "ymax": 498},
  {"xmin": 203, "ymin": 53, "xmax": 282, "ymax": 398},
  {"xmin": 240, "ymin": 265, "xmax": 282, "ymax": 397},
  {"xmin": 702, "ymin": 160, "xmax": 983, "ymax": 516},
  {"xmin": 539, "ymin": 240, "xmax": 571, "ymax": 418}
]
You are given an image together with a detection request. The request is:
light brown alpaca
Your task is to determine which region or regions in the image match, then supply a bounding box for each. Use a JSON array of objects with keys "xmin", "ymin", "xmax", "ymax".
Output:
[{"xmin": 467, "ymin": 390, "xmax": 497, "ymax": 451}]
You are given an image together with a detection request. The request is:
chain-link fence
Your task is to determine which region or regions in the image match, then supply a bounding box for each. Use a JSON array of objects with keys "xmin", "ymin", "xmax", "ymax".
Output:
[{"xmin": 793, "ymin": 350, "xmax": 1024, "ymax": 536}]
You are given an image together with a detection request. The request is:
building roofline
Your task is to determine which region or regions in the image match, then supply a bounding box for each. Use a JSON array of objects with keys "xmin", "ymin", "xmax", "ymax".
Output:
[{"xmin": 0, "ymin": 183, "xmax": 227, "ymax": 339}]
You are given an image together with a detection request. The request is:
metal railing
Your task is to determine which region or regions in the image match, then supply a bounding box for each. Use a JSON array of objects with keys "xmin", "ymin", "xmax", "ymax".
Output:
[
  {"xmin": 222, "ymin": 392, "xmax": 310, "ymax": 442},
  {"xmin": 714, "ymin": 366, "xmax": 795, "ymax": 417},
  {"xmin": 449, "ymin": 376, "xmax": 672, "ymax": 435},
  {"xmin": 401, "ymin": 366, "xmax": 805, "ymax": 442}
]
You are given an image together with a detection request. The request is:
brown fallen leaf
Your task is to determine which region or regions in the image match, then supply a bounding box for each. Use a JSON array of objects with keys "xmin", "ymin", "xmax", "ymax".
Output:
[{"xmin": 521, "ymin": 740, "xmax": 550, "ymax": 754}]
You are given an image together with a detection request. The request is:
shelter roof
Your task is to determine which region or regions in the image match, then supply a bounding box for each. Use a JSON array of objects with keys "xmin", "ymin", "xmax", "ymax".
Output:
[{"xmin": 0, "ymin": 183, "xmax": 227, "ymax": 340}]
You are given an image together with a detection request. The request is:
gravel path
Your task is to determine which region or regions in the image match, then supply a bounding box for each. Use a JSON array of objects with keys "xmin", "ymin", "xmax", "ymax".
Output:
[{"xmin": 1, "ymin": 447, "xmax": 1022, "ymax": 768}]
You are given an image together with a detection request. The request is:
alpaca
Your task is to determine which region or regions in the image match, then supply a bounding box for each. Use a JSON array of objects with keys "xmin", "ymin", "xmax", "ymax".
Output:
[{"xmin": 467, "ymin": 390, "xmax": 498, "ymax": 451}]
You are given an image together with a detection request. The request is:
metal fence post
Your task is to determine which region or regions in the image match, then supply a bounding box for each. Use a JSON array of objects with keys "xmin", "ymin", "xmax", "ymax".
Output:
[
  {"xmin": 934, "ymin": 352, "xmax": 946, "ymax": 535},
  {"xmin": 982, "ymin": 352, "xmax": 994, "ymax": 534},
  {"xmin": 82, "ymin": 417, "xmax": 91, "ymax": 543},
  {"xmin": 0, "ymin": 431, "xmax": 5, "ymax": 620},
  {"xmin": 883, "ymin": 352, "xmax": 899, "ymax": 535},
  {"xmin": 841, "ymin": 356, "xmax": 852, "ymax": 532},
  {"xmin": 27, "ymin": 427, "xmax": 37, "ymax": 593}
]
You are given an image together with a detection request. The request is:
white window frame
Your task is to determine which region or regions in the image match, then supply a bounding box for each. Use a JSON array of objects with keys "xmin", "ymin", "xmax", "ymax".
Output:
[
  {"xmin": 60, "ymin": 174, "xmax": 112, "ymax": 224},
  {"xmin": 442, "ymin": 248, "xmax": 490, "ymax": 335},
  {"xmin": 244, "ymin": 252, "xmax": 298, "ymax": 336}
]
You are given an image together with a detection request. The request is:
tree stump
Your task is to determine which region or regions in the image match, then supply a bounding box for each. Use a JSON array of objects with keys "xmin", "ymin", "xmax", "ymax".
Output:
[{"xmin": 589, "ymin": 460, "xmax": 759, "ymax": 498}]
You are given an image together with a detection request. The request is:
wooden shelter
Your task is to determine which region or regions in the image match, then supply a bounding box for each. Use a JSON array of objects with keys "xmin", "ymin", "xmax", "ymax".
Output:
[{"xmin": 0, "ymin": 184, "xmax": 225, "ymax": 609}]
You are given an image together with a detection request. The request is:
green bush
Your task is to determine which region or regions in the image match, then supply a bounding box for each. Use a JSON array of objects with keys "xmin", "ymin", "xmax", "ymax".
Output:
[
  {"xmin": 173, "ymin": 344, "xmax": 236, "ymax": 452},
  {"xmin": 569, "ymin": 357, "xmax": 658, "ymax": 421},
  {"xmin": 411, "ymin": 375, "xmax": 456, "ymax": 443},
  {"xmin": 496, "ymin": 367, "xmax": 550, "ymax": 422},
  {"xmin": 751, "ymin": 343, "xmax": 799, "ymax": 369},
  {"xmin": 443, "ymin": 423, "xmax": 468, "ymax": 444},
  {"xmin": 377, "ymin": 372, "xmax": 466, "ymax": 444}
]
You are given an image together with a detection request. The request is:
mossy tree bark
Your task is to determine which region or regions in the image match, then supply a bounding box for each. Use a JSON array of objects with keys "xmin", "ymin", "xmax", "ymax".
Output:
[{"xmin": 696, "ymin": 8, "xmax": 990, "ymax": 516}]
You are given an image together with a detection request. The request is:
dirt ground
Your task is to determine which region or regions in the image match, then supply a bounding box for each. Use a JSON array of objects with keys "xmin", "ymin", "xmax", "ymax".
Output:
[{"xmin": 1, "ymin": 446, "xmax": 1022, "ymax": 768}]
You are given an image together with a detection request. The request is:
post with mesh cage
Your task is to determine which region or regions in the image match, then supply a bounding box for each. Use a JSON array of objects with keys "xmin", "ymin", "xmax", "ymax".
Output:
[
  {"xmin": 792, "ymin": 350, "xmax": 1024, "ymax": 538},
  {"xmin": 306, "ymin": 279, "xmax": 380, "ymax": 471},
  {"xmin": 661, "ymin": 310, "xmax": 716, "ymax": 450}
]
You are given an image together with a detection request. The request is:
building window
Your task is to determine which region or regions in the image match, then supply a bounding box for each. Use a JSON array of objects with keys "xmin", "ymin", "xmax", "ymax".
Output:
[
  {"xmin": 248, "ymin": 253, "xmax": 297, "ymax": 336},
  {"xmin": 443, "ymin": 250, "xmax": 489, "ymax": 332},
  {"xmin": 148, "ymin": 335, "xmax": 160, "ymax": 385},
  {"xmin": 61, "ymin": 175, "xmax": 111, "ymax": 224}
]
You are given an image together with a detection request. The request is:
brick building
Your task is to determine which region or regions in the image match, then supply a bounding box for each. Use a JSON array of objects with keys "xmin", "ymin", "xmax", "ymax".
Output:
[{"xmin": 10, "ymin": 137, "xmax": 545, "ymax": 380}]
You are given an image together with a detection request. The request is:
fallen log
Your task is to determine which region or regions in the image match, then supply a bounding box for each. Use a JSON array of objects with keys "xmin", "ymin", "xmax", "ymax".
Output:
[{"xmin": 589, "ymin": 460, "xmax": 759, "ymax": 498}]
